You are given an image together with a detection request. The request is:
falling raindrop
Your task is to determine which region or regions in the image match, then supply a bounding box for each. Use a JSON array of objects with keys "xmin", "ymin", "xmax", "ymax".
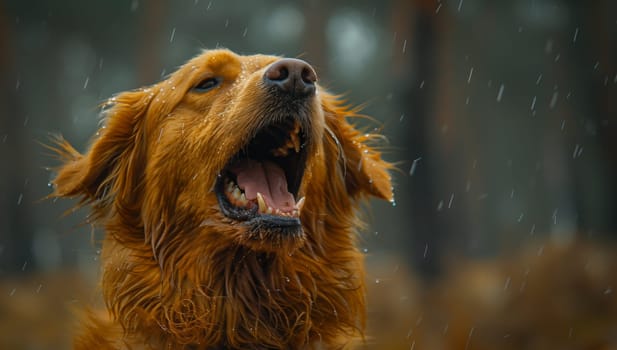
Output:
[
  {"xmin": 549, "ymin": 91, "xmax": 558, "ymax": 109},
  {"xmin": 170, "ymin": 28, "xmax": 176, "ymax": 43},
  {"xmin": 572, "ymin": 27, "xmax": 579, "ymax": 43},
  {"xmin": 503, "ymin": 276, "xmax": 511, "ymax": 290},
  {"xmin": 530, "ymin": 96, "xmax": 537, "ymax": 110},
  {"xmin": 409, "ymin": 157, "xmax": 422, "ymax": 176},
  {"xmin": 496, "ymin": 84, "xmax": 505, "ymax": 102},
  {"xmin": 465, "ymin": 327, "xmax": 474, "ymax": 350}
]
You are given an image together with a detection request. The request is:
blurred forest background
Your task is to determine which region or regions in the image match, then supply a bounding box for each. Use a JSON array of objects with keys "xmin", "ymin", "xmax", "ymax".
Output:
[{"xmin": 1, "ymin": 0, "xmax": 617, "ymax": 349}]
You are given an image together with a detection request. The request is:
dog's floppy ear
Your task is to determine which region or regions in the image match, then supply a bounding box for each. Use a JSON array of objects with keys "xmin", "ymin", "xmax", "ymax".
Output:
[
  {"xmin": 322, "ymin": 93, "xmax": 393, "ymax": 201},
  {"xmin": 52, "ymin": 89, "xmax": 149, "ymax": 210}
]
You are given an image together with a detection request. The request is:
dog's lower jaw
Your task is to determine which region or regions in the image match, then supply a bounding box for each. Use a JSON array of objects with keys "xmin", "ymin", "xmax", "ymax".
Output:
[{"xmin": 240, "ymin": 220, "xmax": 306, "ymax": 253}]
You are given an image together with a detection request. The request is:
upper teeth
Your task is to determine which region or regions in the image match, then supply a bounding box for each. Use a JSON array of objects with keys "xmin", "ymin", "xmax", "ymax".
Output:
[{"xmin": 271, "ymin": 120, "xmax": 302, "ymax": 157}]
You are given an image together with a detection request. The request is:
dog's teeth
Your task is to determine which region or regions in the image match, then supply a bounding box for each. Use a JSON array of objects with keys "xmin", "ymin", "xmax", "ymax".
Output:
[
  {"xmin": 295, "ymin": 197, "xmax": 305, "ymax": 214},
  {"xmin": 257, "ymin": 192, "xmax": 267, "ymax": 213},
  {"xmin": 293, "ymin": 120, "xmax": 301, "ymax": 134},
  {"xmin": 289, "ymin": 133, "xmax": 300, "ymax": 153},
  {"xmin": 272, "ymin": 147, "xmax": 288, "ymax": 157},
  {"xmin": 239, "ymin": 192, "xmax": 247, "ymax": 205},
  {"xmin": 232, "ymin": 187, "xmax": 241, "ymax": 199},
  {"xmin": 266, "ymin": 206, "xmax": 273, "ymax": 215}
]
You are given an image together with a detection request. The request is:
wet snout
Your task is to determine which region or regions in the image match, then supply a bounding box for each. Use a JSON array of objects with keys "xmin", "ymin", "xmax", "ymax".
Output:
[{"xmin": 263, "ymin": 58, "xmax": 317, "ymax": 98}]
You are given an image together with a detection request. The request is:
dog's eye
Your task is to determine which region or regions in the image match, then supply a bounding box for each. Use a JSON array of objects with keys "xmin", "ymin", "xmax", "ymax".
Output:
[{"xmin": 193, "ymin": 77, "xmax": 221, "ymax": 92}]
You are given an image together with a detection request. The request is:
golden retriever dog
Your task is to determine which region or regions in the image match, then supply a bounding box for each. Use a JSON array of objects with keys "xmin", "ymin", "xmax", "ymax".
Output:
[{"xmin": 51, "ymin": 49, "xmax": 392, "ymax": 349}]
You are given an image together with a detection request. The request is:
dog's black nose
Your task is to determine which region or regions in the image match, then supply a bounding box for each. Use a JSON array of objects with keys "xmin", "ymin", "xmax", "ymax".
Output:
[{"xmin": 264, "ymin": 58, "xmax": 317, "ymax": 97}]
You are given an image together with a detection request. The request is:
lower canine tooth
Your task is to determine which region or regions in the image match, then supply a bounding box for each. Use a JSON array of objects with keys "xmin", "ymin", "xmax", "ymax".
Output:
[
  {"xmin": 295, "ymin": 197, "xmax": 306, "ymax": 213},
  {"xmin": 257, "ymin": 193, "xmax": 267, "ymax": 213}
]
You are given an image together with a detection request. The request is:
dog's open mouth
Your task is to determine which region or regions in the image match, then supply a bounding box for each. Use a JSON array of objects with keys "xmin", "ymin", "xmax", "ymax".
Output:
[{"xmin": 215, "ymin": 117, "xmax": 308, "ymax": 229}]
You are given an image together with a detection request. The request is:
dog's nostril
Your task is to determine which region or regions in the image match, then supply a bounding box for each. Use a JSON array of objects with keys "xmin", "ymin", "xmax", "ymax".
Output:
[
  {"xmin": 264, "ymin": 58, "xmax": 317, "ymax": 97},
  {"xmin": 301, "ymin": 66, "xmax": 317, "ymax": 85}
]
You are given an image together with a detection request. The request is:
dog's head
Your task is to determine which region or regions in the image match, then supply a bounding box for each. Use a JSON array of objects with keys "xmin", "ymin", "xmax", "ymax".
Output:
[{"xmin": 53, "ymin": 49, "xmax": 392, "ymax": 347}]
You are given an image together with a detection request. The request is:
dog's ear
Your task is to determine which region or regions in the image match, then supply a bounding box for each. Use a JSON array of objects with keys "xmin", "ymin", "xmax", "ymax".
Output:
[
  {"xmin": 322, "ymin": 93, "xmax": 393, "ymax": 201},
  {"xmin": 52, "ymin": 89, "xmax": 149, "ymax": 209}
]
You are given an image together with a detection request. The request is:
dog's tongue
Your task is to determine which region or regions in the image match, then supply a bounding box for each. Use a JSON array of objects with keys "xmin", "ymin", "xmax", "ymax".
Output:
[{"xmin": 230, "ymin": 159, "xmax": 295, "ymax": 211}]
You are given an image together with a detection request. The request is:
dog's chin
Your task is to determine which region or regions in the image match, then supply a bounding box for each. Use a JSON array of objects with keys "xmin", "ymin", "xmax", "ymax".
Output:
[{"xmin": 214, "ymin": 116, "xmax": 309, "ymax": 253}]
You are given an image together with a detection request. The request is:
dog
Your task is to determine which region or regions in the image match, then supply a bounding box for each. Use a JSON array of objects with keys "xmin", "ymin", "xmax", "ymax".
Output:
[{"xmin": 51, "ymin": 49, "xmax": 392, "ymax": 349}]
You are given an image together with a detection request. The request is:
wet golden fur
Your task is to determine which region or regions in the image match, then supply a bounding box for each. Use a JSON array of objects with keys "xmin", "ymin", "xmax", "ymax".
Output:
[{"xmin": 52, "ymin": 49, "xmax": 392, "ymax": 349}]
